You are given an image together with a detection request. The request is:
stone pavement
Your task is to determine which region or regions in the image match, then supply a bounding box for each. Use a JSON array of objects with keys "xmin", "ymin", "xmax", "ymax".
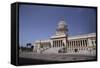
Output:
[{"xmin": 19, "ymin": 52, "xmax": 96, "ymax": 61}]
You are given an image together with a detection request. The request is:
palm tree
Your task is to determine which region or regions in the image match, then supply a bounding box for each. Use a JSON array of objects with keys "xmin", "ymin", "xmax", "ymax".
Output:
[
  {"xmin": 26, "ymin": 43, "xmax": 31, "ymax": 48},
  {"xmin": 31, "ymin": 46, "xmax": 34, "ymax": 49}
]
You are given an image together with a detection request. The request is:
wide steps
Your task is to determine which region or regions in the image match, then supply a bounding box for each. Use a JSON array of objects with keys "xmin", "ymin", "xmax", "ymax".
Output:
[{"xmin": 43, "ymin": 47, "xmax": 63, "ymax": 54}]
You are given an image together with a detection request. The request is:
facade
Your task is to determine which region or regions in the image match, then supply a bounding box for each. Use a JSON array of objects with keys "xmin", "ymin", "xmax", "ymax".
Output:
[{"xmin": 33, "ymin": 18, "xmax": 96, "ymax": 56}]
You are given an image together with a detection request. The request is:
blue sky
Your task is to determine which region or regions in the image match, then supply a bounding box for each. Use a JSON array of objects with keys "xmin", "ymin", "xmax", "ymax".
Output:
[{"xmin": 19, "ymin": 4, "xmax": 96, "ymax": 46}]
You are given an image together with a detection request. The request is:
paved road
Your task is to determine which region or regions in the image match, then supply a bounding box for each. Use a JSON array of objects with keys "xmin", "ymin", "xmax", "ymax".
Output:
[{"xmin": 19, "ymin": 52, "xmax": 96, "ymax": 62}]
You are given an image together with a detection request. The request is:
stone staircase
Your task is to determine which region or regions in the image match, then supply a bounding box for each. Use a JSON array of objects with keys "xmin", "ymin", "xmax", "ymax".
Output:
[{"xmin": 42, "ymin": 47, "xmax": 63, "ymax": 54}]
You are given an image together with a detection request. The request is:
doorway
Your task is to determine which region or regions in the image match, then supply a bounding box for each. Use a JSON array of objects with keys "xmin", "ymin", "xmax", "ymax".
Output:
[{"xmin": 74, "ymin": 49, "xmax": 78, "ymax": 52}]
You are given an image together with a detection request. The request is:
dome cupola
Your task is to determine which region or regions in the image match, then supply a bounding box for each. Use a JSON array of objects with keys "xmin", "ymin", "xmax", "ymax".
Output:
[
  {"xmin": 58, "ymin": 18, "xmax": 67, "ymax": 29},
  {"xmin": 56, "ymin": 18, "xmax": 68, "ymax": 36}
]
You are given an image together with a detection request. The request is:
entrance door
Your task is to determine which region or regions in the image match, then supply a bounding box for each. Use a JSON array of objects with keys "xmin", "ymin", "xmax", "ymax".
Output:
[{"xmin": 74, "ymin": 49, "xmax": 78, "ymax": 52}]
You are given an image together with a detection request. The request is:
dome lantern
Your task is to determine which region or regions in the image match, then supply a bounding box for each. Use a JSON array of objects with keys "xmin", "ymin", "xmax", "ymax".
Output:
[{"xmin": 56, "ymin": 18, "xmax": 68, "ymax": 36}]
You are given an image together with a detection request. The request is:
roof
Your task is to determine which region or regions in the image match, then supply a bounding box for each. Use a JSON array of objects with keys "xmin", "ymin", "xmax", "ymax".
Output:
[
  {"xmin": 68, "ymin": 33, "xmax": 96, "ymax": 40},
  {"xmin": 34, "ymin": 33, "xmax": 96, "ymax": 43}
]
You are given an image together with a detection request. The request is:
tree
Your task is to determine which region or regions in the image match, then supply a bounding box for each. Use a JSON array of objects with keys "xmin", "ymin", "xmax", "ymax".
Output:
[
  {"xmin": 26, "ymin": 43, "xmax": 31, "ymax": 47},
  {"xmin": 31, "ymin": 46, "xmax": 34, "ymax": 49}
]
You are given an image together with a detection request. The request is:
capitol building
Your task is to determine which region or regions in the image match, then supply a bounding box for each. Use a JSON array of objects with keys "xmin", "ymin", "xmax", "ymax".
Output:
[{"xmin": 32, "ymin": 18, "xmax": 96, "ymax": 56}]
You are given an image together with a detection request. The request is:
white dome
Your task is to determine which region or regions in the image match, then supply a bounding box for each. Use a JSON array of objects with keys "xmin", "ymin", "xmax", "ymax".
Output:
[
  {"xmin": 58, "ymin": 20, "xmax": 67, "ymax": 29},
  {"xmin": 55, "ymin": 18, "xmax": 68, "ymax": 36}
]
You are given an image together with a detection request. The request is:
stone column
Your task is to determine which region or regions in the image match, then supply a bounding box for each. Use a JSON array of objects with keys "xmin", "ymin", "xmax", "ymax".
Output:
[
  {"xmin": 55, "ymin": 41, "xmax": 57, "ymax": 47},
  {"xmin": 57, "ymin": 40, "xmax": 58, "ymax": 47},
  {"xmin": 61, "ymin": 40, "xmax": 62, "ymax": 47},
  {"xmin": 87, "ymin": 39, "xmax": 92, "ymax": 46}
]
